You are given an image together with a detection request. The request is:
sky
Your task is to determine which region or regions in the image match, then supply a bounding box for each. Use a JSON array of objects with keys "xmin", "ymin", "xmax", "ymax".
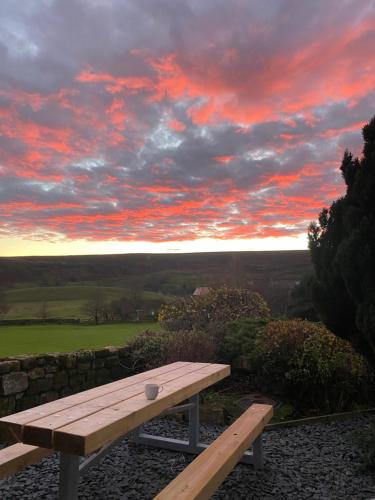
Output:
[{"xmin": 0, "ymin": 0, "xmax": 374, "ymax": 256}]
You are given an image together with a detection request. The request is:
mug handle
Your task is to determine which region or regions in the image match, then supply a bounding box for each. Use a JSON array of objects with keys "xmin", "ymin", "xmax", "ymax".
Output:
[{"xmin": 159, "ymin": 385, "xmax": 164, "ymax": 393}]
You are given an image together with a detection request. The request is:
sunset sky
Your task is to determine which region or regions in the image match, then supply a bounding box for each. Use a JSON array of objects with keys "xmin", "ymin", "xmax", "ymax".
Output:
[{"xmin": 1, "ymin": 0, "xmax": 374, "ymax": 256}]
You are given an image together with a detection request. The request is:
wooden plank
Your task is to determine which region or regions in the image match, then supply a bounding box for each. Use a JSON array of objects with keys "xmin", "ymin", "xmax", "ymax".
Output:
[
  {"xmin": 0, "ymin": 362, "xmax": 189, "ymax": 427},
  {"xmin": 0, "ymin": 362, "xmax": 191, "ymax": 440},
  {"xmin": 0, "ymin": 444, "xmax": 52, "ymax": 479},
  {"xmin": 53, "ymin": 364, "xmax": 230, "ymax": 456},
  {"xmin": 154, "ymin": 404, "xmax": 273, "ymax": 500},
  {"xmin": 22, "ymin": 362, "xmax": 213, "ymax": 449}
]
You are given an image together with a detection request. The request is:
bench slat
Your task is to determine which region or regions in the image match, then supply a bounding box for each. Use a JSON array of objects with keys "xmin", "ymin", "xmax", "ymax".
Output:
[
  {"xmin": 155, "ymin": 403, "xmax": 273, "ymax": 500},
  {"xmin": 0, "ymin": 444, "xmax": 52, "ymax": 479}
]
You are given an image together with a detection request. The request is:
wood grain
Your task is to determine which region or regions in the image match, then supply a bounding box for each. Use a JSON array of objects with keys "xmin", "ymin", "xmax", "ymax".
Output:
[
  {"xmin": 0, "ymin": 444, "xmax": 52, "ymax": 479},
  {"xmin": 0, "ymin": 361, "xmax": 191, "ymax": 437},
  {"xmin": 155, "ymin": 404, "xmax": 273, "ymax": 500},
  {"xmin": 0, "ymin": 362, "xmax": 230, "ymax": 457},
  {"xmin": 53, "ymin": 364, "xmax": 230, "ymax": 455},
  {"xmin": 22, "ymin": 362, "xmax": 213, "ymax": 449}
]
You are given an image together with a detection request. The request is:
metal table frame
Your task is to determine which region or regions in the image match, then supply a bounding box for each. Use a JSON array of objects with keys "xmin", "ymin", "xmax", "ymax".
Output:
[{"xmin": 58, "ymin": 393, "xmax": 263, "ymax": 499}]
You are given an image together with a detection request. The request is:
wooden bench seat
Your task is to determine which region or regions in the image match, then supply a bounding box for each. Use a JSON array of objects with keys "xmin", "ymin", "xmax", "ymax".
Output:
[
  {"xmin": 155, "ymin": 403, "xmax": 273, "ymax": 500},
  {"xmin": 0, "ymin": 443, "xmax": 52, "ymax": 479}
]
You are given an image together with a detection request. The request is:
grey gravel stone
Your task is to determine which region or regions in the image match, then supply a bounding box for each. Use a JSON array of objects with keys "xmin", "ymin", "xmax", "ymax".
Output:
[{"xmin": 0, "ymin": 414, "xmax": 375, "ymax": 499}]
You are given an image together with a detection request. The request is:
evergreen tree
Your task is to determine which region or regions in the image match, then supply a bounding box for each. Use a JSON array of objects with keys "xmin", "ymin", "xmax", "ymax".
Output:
[
  {"xmin": 286, "ymin": 274, "xmax": 319, "ymax": 321},
  {"xmin": 308, "ymin": 116, "xmax": 375, "ymax": 366}
]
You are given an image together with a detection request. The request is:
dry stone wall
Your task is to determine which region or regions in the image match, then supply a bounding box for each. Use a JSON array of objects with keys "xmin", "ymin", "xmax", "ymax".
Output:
[{"xmin": 0, "ymin": 346, "xmax": 133, "ymax": 421}]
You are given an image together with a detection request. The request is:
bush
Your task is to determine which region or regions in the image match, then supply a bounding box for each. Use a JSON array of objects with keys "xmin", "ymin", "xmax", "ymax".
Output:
[
  {"xmin": 161, "ymin": 330, "xmax": 217, "ymax": 365},
  {"xmin": 122, "ymin": 329, "xmax": 218, "ymax": 372},
  {"xmin": 158, "ymin": 286, "xmax": 270, "ymax": 332},
  {"xmin": 222, "ymin": 318, "xmax": 374, "ymax": 413},
  {"xmin": 222, "ymin": 318, "xmax": 270, "ymax": 364},
  {"xmin": 122, "ymin": 329, "xmax": 165, "ymax": 372}
]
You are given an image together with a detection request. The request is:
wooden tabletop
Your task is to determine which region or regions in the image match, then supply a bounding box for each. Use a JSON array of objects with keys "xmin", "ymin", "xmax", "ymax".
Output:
[{"xmin": 0, "ymin": 362, "xmax": 230, "ymax": 456}]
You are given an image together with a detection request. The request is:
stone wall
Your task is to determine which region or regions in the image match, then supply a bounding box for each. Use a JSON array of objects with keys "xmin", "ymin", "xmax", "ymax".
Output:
[{"xmin": 0, "ymin": 346, "xmax": 132, "ymax": 421}]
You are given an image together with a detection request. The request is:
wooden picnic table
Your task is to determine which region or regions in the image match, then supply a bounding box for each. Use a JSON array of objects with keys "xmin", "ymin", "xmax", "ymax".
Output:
[{"xmin": 0, "ymin": 361, "xmax": 230, "ymax": 499}]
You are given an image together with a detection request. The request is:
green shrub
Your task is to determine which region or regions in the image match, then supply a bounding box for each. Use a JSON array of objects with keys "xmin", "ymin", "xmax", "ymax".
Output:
[
  {"xmin": 158, "ymin": 286, "xmax": 270, "ymax": 332},
  {"xmin": 123, "ymin": 329, "xmax": 218, "ymax": 372},
  {"xmin": 120, "ymin": 329, "xmax": 164, "ymax": 372},
  {"xmin": 221, "ymin": 318, "xmax": 374, "ymax": 413},
  {"xmin": 222, "ymin": 318, "xmax": 270, "ymax": 364}
]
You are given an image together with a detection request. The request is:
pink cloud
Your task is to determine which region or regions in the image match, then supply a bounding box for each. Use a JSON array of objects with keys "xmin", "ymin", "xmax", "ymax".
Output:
[
  {"xmin": 0, "ymin": 1, "xmax": 373, "ymax": 248},
  {"xmin": 212, "ymin": 155, "xmax": 235, "ymax": 164}
]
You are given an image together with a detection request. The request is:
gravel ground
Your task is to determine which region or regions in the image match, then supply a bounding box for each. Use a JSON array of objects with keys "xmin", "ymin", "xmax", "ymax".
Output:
[{"xmin": 0, "ymin": 414, "xmax": 374, "ymax": 499}]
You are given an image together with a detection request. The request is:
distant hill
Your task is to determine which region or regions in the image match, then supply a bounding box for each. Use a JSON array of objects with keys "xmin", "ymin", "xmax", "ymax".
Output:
[
  {"xmin": 0, "ymin": 251, "xmax": 312, "ymax": 316},
  {"xmin": 0, "ymin": 250, "xmax": 311, "ymax": 286}
]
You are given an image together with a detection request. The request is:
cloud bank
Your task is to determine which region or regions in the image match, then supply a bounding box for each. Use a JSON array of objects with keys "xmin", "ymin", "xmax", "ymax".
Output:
[{"xmin": 0, "ymin": 0, "xmax": 374, "ymax": 249}]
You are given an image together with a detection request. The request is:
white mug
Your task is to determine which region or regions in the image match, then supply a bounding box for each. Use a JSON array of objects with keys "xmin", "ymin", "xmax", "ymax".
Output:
[{"xmin": 145, "ymin": 383, "xmax": 163, "ymax": 400}]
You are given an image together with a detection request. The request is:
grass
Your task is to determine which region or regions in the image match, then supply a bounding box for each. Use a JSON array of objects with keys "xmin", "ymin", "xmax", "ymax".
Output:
[
  {"xmin": 4, "ymin": 285, "xmax": 172, "ymax": 319},
  {"xmin": 5, "ymin": 285, "xmax": 169, "ymax": 303},
  {"xmin": 4, "ymin": 300, "xmax": 88, "ymax": 319},
  {"xmin": 0, "ymin": 322, "xmax": 160, "ymax": 357}
]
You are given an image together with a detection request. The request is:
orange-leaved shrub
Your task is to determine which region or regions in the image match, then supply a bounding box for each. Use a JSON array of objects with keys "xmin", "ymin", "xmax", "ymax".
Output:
[{"xmin": 158, "ymin": 286, "xmax": 270, "ymax": 332}]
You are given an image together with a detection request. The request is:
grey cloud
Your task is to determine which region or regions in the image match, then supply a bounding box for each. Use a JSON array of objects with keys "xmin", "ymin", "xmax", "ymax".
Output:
[{"xmin": 0, "ymin": 0, "xmax": 374, "ymax": 242}]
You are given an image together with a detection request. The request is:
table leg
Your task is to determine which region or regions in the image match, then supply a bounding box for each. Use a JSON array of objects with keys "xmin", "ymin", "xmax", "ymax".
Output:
[
  {"xmin": 59, "ymin": 453, "xmax": 80, "ymax": 500},
  {"xmin": 252, "ymin": 435, "xmax": 263, "ymax": 469},
  {"xmin": 130, "ymin": 393, "xmax": 202, "ymax": 454},
  {"xmin": 188, "ymin": 393, "xmax": 200, "ymax": 452},
  {"xmin": 128, "ymin": 393, "xmax": 255, "ymax": 465}
]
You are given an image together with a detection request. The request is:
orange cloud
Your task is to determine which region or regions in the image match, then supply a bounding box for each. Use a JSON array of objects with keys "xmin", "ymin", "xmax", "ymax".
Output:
[
  {"xmin": 213, "ymin": 155, "xmax": 235, "ymax": 164},
  {"xmin": 169, "ymin": 119, "xmax": 186, "ymax": 132},
  {"xmin": 137, "ymin": 17, "xmax": 375, "ymax": 126},
  {"xmin": 106, "ymin": 98, "xmax": 127, "ymax": 131},
  {"xmin": 1, "ymin": 3, "xmax": 373, "ymax": 249},
  {"xmin": 76, "ymin": 69, "xmax": 153, "ymax": 94}
]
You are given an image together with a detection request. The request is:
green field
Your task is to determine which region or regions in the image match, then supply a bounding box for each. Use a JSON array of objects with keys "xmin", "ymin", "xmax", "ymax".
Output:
[
  {"xmin": 3, "ymin": 286, "xmax": 171, "ymax": 320},
  {"xmin": 0, "ymin": 322, "xmax": 160, "ymax": 357}
]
